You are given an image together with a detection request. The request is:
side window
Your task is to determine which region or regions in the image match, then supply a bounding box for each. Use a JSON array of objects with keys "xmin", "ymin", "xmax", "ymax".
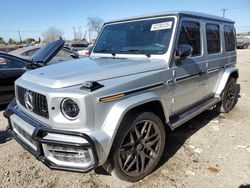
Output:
[
  {"xmin": 178, "ymin": 21, "xmax": 201, "ymax": 56},
  {"xmin": 206, "ymin": 24, "xmax": 220, "ymax": 54},
  {"xmin": 0, "ymin": 57, "xmax": 8, "ymax": 68},
  {"xmin": 56, "ymin": 49, "xmax": 72, "ymax": 57},
  {"xmin": 224, "ymin": 25, "xmax": 236, "ymax": 52},
  {"xmin": 21, "ymin": 49, "xmax": 38, "ymax": 57},
  {"xmin": 0, "ymin": 56, "xmax": 25, "ymax": 69}
]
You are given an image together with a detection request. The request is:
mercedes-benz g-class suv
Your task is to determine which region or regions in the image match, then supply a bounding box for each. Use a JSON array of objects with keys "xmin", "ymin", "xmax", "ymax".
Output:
[{"xmin": 4, "ymin": 11, "xmax": 238, "ymax": 182}]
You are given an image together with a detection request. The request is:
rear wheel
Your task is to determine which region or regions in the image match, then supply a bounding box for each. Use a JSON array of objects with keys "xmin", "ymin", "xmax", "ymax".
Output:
[
  {"xmin": 104, "ymin": 112, "xmax": 166, "ymax": 182},
  {"xmin": 217, "ymin": 77, "xmax": 237, "ymax": 113}
]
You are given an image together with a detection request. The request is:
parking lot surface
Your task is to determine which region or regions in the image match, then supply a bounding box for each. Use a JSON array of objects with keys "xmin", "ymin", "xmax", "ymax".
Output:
[{"xmin": 0, "ymin": 50, "xmax": 250, "ymax": 188}]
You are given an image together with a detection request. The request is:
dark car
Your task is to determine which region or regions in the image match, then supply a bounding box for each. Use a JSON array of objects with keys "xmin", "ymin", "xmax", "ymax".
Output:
[
  {"xmin": 9, "ymin": 46, "xmax": 79, "ymax": 64},
  {"xmin": 0, "ymin": 52, "xmax": 27, "ymax": 104},
  {"xmin": 0, "ymin": 39, "xmax": 73, "ymax": 105}
]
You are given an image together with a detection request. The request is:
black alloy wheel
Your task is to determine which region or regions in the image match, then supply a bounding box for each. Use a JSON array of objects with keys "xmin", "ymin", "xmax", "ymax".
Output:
[{"xmin": 104, "ymin": 112, "xmax": 166, "ymax": 182}]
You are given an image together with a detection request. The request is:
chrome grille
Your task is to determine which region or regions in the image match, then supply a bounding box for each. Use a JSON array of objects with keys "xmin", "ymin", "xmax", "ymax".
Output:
[{"xmin": 17, "ymin": 86, "xmax": 49, "ymax": 119}]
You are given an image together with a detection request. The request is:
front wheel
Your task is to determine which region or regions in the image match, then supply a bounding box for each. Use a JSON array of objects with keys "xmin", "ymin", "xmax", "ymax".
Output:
[
  {"xmin": 243, "ymin": 44, "xmax": 248, "ymax": 49},
  {"xmin": 104, "ymin": 112, "xmax": 166, "ymax": 182}
]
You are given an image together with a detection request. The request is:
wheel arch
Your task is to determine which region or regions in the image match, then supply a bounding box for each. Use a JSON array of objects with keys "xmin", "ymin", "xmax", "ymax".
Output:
[
  {"xmin": 98, "ymin": 92, "xmax": 169, "ymax": 164},
  {"xmin": 215, "ymin": 67, "xmax": 239, "ymax": 97}
]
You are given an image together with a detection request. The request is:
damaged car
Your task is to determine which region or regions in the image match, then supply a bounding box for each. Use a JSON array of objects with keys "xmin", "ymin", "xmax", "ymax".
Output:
[{"xmin": 0, "ymin": 39, "xmax": 78, "ymax": 104}]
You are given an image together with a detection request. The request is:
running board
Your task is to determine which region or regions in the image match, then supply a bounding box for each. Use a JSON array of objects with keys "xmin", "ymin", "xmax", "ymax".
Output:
[{"xmin": 169, "ymin": 97, "xmax": 220, "ymax": 130}]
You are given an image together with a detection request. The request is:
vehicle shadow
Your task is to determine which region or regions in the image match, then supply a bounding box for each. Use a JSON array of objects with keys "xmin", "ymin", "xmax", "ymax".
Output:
[
  {"xmin": 0, "ymin": 130, "xmax": 11, "ymax": 144},
  {"xmin": 158, "ymin": 109, "xmax": 220, "ymax": 167},
  {"xmin": 0, "ymin": 104, "xmax": 8, "ymax": 112},
  {"xmin": 239, "ymin": 185, "xmax": 250, "ymax": 188},
  {"xmin": 0, "ymin": 104, "xmax": 12, "ymax": 144},
  {"xmin": 158, "ymin": 83, "xmax": 241, "ymax": 170}
]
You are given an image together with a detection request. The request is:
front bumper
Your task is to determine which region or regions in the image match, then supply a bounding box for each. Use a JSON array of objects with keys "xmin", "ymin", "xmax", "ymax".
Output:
[{"xmin": 4, "ymin": 100, "xmax": 99, "ymax": 173}]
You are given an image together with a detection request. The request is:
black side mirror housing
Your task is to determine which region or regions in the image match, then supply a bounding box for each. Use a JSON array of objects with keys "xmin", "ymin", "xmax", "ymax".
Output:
[
  {"xmin": 70, "ymin": 53, "xmax": 79, "ymax": 59},
  {"xmin": 176, "ymin": 44, "xmax": 193, "ymax": 60}
]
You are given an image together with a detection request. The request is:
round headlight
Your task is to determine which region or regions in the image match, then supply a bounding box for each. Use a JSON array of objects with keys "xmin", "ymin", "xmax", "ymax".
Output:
[{"xmin": 61, "ymin": 98, "xmax": 80, "ymax": 120}]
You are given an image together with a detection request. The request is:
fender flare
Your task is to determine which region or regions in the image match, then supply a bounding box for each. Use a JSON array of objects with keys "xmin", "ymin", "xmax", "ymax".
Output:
[
  {"xmin": 95, "ymin": 92, "xmax": 168, "ymax": 164},
  {"xmin": 215, "ymin": 67, "xmax": 239, "ymax": 97}
]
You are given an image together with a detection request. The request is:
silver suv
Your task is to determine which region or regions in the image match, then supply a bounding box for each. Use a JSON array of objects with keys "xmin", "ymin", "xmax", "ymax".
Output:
[{"xmin": 4, "ymin": 11, "xmax": 238, "ymax": 182}]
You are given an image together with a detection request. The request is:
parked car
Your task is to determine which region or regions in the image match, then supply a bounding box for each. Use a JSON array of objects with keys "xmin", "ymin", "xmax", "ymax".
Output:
[
  {"xmin": 0, "ymin": 52, "xmax": 27, "ymax": 104},
  {"xmin": 66, "ymin": 42, "xmax": 89, "ymax": 52},
  {"xmin": 9, "ymin": 45, "xmax": 79, "ymax": 64},
  {"xmin": 78, "ymin": 44, "xmax": 94, "ymax": 56},
  {"xmin": 0, "ymin": 39, "xmax": 74, "ymax": 104},
  {"xmin": 5, "ymin": 11, "xmax": 238, "ymax": 182},
  {"xmin": 237, "ymin": 34, "xmax": 250, "ymax": 49}
]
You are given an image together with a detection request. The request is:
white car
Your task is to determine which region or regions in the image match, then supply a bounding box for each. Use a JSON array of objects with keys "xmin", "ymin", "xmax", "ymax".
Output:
[{"xmin": 77, "ymin": 44, "xmax": 94, "ymax": 56}]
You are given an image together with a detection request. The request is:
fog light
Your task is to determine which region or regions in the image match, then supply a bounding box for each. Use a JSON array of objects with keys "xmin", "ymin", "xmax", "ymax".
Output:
[{"xmin": 47, "ymin": 144, "xmax": 91, "ymax": 163}]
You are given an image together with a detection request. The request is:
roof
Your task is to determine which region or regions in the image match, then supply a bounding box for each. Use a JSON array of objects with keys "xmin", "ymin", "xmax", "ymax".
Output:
[
  {"xmin": 106, "ymin": 11, "xmax": 234, "ymax": 24},
  {"xmin": 9, "ymin": 46, "xmax": 40, "ymax": 56}
]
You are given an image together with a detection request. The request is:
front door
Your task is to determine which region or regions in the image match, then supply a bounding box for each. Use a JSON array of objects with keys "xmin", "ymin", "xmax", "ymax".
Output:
[
  {"xmin": 0, "ymin": 55, "xmax": 26, "ymax": 104},
  {"xmin": 171, "ymin": 19, "xmax": 206, "ymax": 114}
]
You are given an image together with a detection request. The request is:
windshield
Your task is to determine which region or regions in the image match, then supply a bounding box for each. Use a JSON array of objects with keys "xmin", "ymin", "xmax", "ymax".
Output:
[{"xmin": 94, "ymin": 17, "xmax": 174, "ymax": 55}]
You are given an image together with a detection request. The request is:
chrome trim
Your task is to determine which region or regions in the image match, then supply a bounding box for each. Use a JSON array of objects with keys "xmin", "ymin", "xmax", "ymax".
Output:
[
  {"xmin": 175, "ymin": 73, "xmax": 200, "ymax": 82},
  {"xmin": 207, "ymin": 67, "xmax": 221, "ymax": 74}
]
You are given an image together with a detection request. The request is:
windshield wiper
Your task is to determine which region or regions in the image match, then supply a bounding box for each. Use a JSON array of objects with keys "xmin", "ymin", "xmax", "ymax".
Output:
[
  {"xmin": 119, "ymin": 49, "xmax": 151, "ymax": 58},
  {"xmin": 95, "ymin": 49, "xmax": 116, "ymax": 57},
  {"xmin": 95, "ymin": 49, "xmax": 111, "ymax": 53}
]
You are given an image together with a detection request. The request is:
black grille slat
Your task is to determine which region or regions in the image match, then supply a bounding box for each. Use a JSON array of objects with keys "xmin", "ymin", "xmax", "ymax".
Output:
[
  {"xmin": 16, "ymin": 86, "xmax": 49, "ymax": 119},
  {"xmin": 17, "ymin": 86, "xmax": 26, "ymax": 107}
]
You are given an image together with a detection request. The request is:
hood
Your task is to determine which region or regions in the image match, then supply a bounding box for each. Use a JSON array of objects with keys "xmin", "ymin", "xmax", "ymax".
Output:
[
  {"xmin": 21, "ymin": 57, "xmax": 167, "ymax": 88},
  {"xmin": 31, "ymin": 39, "xmax": 64, "ymax": 65}
]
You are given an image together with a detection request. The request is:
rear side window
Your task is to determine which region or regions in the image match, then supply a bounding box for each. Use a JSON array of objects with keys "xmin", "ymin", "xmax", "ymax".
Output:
[
  {"xmin": 0, "ymin": 57, "xmax": 25, "ymax": 69},
  {"xmin": 178, "ymin": 21, "xmax": 201, "ymax": 56},
  {"xmin": 206, "ymin": 24, "xmax": 220, "ymax": 54},
  {"xmin": 21, "ymin": 49, "xmax": 38, "ymax": 57},
  {"xmin": 224, "ymin": 25, "xmax": 236, "ymax": 52}
]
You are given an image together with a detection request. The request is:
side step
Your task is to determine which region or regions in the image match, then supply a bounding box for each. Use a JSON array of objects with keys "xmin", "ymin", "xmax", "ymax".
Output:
[{"xmin": 169, "ymin": 97, "xmax": 220, "ymax": 130}]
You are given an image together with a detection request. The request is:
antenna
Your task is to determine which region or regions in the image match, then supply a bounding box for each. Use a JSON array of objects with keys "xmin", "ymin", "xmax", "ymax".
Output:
[{"xmin": 17, "ymin": 30, "xmax": 22, "ymax": 43}]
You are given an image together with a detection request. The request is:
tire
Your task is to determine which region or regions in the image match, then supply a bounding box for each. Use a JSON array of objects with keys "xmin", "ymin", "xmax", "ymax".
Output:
[
  {"xmin": 243, "ymin": 44, "xmax": 248, "ymax": 49},
  {"xmin": 216, "ymin": 77, "xmax": 237, "ymax": 113},
  {"xmin": 103, "ymin": 112, "xmax": 166, "ymax": 182}
]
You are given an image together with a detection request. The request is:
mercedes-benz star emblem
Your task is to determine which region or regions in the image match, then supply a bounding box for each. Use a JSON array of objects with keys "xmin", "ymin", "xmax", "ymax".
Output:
[{"xmin": 24, "ymin": 91, "xmax": 33, "ymax": 111}]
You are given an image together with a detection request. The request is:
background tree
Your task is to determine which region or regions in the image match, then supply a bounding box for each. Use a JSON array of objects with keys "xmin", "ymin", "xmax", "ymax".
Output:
[
  {"xmin": 42, "ymin": 27, "xmax": 64, "ymax": 42},
  {"xmin": 25, "ymin": 38, "xmax": 35, "ymax": 44},
  {"xmin": 8, "ymin": 38, "xmax": 15, "ymax": 45},
  {"xmin": 87, "ymin": 16, "xmax": 104, "ymax": 41},
  {"xmin": 0, "ymin": 37, "xmax": 5, "ymax": 45}
]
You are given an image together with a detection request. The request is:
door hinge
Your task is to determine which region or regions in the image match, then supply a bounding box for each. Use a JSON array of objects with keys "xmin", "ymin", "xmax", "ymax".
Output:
[
  {"xmin": 172, "ymin": 69, "xmax": 176, "ymax": 77},
  {"xmin": 172, "ymin": 98, "xmax": 175, "ymax": 104}
]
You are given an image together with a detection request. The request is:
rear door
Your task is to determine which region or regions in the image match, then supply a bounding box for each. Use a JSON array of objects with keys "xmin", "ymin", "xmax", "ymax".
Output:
[
  {"xmin": 171, "ymin": 18, "xmax": 206, "ymax": 114},
  {"xmin": 0, "ymin": 54, "xmax": 26, "ymax": 104},
  {"xmin": 204, "ymin": 22, "xmax": 225, "ymax": 97}
]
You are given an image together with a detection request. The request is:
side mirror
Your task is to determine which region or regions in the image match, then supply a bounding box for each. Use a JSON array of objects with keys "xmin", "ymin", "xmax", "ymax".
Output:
[
  {"xmin": 176, "ymin": 44, "xmax": 193, "ymax": 60},
  {"xmin": 70, "ymin": 53, "xmax": 79, "ymax": 59}
]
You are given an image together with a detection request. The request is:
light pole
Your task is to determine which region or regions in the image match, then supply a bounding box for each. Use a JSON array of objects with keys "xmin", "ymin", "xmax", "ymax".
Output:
[{"xmin": 221, "ymin": 8, "xmax": 228, "ymax": 18}]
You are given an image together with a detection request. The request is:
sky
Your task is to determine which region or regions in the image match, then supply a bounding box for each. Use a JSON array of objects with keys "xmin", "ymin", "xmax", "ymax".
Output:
[{"xmin": 0, "ymin": 0, "xmax": 250, "ymax": 41}]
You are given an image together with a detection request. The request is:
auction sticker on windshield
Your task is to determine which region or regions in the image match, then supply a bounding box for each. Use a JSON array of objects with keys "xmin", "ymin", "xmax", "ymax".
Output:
[{"xmin": 151, "ymin": 21, "xmax": 173, "ymax": 31}]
